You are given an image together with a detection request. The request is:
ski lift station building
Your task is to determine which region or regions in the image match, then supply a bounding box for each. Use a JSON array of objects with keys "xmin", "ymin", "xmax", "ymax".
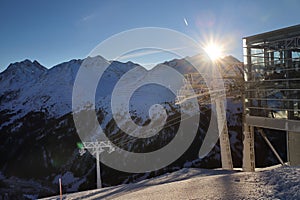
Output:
[{"xmin": 243, "ymin": 24, "xmax": 300, "ymax": 171}]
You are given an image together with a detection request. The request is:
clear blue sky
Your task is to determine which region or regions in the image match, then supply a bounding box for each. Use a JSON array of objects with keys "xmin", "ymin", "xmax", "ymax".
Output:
[{"xmin": 1, "ymin": 0, "xmax": 300, "ymax": 71}]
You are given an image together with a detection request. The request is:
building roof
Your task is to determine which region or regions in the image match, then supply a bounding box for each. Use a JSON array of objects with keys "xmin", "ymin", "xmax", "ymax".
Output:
[{"xmin": 243, "ymin": 24, "xmax": 300, "ymax": 44}]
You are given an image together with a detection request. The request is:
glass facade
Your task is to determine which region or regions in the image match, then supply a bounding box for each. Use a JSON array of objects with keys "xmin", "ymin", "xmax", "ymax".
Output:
[{"xmin": 244, "ymin": 26, "xmax": 300, "ymax": 120}]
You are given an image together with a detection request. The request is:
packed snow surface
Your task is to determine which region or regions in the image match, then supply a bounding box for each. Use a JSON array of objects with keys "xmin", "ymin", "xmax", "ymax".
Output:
[{"xmin": 41, "ymin": 165, "xmax": 300, "ymax": 200}]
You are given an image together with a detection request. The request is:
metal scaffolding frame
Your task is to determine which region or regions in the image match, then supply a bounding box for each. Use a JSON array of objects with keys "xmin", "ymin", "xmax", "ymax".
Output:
[{"xmin": 243, "ymin": 24, "xmax": 300, "ymax": 171}]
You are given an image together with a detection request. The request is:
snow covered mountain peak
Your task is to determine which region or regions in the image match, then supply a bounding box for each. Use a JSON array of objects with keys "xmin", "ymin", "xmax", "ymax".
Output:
[
  {"xmin": 0, "ymin": 59, "xmax": 48, "ymax": 94},
  {"xmin": 4, "ymin": 59, "xmax": 47, "ymax": 75},
  {"xmin": 82, "ymin": 55, "xmax": 110, "ymax": 67}
]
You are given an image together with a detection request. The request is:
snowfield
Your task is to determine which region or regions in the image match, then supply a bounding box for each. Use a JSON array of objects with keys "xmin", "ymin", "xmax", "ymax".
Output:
[{"xmin": 41, "ymin": 165, "xmax": 300, "ymax": 200}]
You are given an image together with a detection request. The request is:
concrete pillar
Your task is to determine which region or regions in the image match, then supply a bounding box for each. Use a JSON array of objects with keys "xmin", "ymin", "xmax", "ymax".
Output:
[
  {"xmin": 216, "ymin": 98, "xmax": 233, "ymax": 170},
  {"xmin": 287, "ymin": 131, "xmax": 300, "ymax": 166},
  {"xmin": 243, "ymin": 125, "xmax": 255, "ymax": 172}
]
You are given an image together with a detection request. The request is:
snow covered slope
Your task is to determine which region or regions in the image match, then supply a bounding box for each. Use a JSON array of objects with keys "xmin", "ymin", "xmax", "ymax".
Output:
[
  {"xmin": 0, "ymin": 55, "xmax": 287, "ymax": 199},
  {"xmin": 41, "ymin": 166, "xmax": 300, "ymax": 200}
]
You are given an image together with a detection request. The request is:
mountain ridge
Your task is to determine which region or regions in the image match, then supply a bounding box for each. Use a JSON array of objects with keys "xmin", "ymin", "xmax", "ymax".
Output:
[{"xmin": 0, "ymin": 54, "xmax": 241, "ymax": 75}]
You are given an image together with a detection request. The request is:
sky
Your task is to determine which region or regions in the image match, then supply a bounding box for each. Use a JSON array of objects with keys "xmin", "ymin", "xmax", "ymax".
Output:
[{"xmin": 0, "ymin": 0, "xmax": 300, "ymax": 72}]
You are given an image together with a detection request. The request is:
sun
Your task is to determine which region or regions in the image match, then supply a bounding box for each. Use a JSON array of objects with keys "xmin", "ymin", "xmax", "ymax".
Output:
[{"xmin": 204, "ymin": 43, "xmax": 224, "ymax": 61}]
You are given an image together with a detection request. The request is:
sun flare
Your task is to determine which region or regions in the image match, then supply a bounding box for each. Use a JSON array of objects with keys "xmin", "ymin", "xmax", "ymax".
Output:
[{"xmin": 204, "ymin": 43, "xmax": 224, "ymax": 61}]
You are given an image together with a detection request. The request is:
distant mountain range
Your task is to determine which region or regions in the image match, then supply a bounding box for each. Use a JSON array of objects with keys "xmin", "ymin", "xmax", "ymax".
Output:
[{"xmin": 0, "ymin": 55, "xmax": 286, "ymax": 199}]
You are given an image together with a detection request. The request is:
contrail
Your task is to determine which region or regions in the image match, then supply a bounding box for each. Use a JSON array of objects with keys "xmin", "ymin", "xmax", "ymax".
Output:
[{"xmin": 184, "ymin": 18, "xmax": 188, "ymax": 26}]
